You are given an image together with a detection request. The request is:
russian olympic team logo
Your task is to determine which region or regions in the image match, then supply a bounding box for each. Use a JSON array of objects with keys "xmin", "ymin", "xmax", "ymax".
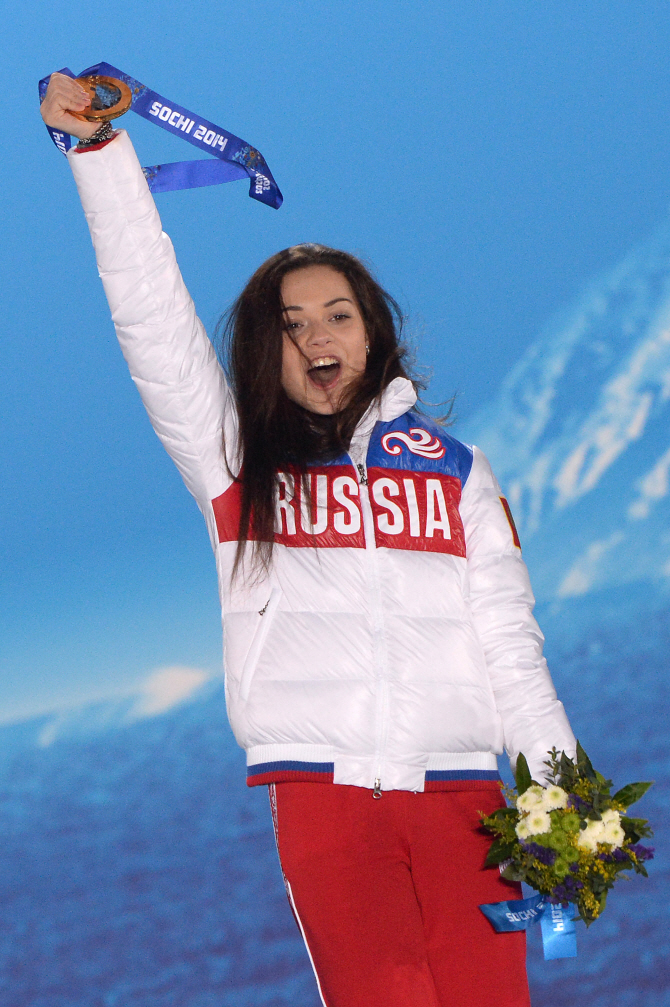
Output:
[{"xmin": 381, "ymin": 428, "xmax": 445, "ymax": 460}]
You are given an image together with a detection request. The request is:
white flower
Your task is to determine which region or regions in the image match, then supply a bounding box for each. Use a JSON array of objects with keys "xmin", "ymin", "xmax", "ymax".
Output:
[
  {"xmin": 576, "ymin": 820, "xmax": 605, "ymax": 852},
  {"xmin": 601, "ymin": 809, "xmax": 621, "ymax": 826},
  {"xmin": 515, "ymin": 819, "xmax": 532, "ymax": 839},
  {"xmin": 602, "ymin": 822, "xmax": 625, "ymax": 848},
  {"xmin": 526, "ymin": 810, "xmax": 552, "ymax": 835},
  {"xmin": 517, "ymin": 786, "xmax": 545, "ymax": 812},
  {"xmin": 541, "ymin": 786, "xmax": 569, "ymax": 811}
]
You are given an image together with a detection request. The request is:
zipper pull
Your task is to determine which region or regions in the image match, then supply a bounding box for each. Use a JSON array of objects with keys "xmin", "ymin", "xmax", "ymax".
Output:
[
  {"xmin": 356, "ymin": 463, "xmax": 368, "ymax": 485},
  {"xmin": 373, "ymin": 778, "xmax": 382, "ymax": 799}
]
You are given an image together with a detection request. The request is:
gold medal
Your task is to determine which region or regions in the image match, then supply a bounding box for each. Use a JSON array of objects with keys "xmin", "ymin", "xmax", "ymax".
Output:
[{"xmin": 70, "ymin": 75, "xmax": 132, "ymax": 122}]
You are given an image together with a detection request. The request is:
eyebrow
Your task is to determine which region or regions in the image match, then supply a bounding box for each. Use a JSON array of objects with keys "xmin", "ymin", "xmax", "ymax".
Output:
[{"xmin": 282, "ymin": 297, "xmax": 354, "ymax": 312}]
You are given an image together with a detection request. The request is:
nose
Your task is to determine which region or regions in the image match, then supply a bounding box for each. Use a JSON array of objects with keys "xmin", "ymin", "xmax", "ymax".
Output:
[{"xmin": 304, "ymin": 319, "xmax": 333, "ymax": 347}]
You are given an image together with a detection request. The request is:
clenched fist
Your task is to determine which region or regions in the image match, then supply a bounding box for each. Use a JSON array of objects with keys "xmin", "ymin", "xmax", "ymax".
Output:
[{"xmin": 40, "ymin": 73, "xmax": 100, "ymax": 141}]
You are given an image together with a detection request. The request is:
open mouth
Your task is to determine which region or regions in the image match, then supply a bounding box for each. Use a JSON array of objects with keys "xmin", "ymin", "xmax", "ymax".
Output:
[{"xmin": 307, "ymin": 356, "xmax": 342, "ymax": 388}]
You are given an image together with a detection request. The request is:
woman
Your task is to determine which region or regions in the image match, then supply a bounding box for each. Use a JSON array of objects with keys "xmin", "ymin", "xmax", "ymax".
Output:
[{"xmin": 41, "ymin": 74, "xmax": 576, "ymax": 1007}]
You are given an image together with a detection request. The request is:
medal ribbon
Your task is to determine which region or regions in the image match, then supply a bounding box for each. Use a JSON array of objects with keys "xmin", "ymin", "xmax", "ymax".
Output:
[
  {"xmin": 479, "ymin": 895, "xmax": 578, "ymax": 960},
  {"xmin": 38, "ymin": 63, "xmax": 282, "ymax": 209}
]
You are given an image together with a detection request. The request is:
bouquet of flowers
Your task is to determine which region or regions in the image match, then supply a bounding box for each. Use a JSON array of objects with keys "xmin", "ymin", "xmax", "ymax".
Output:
[{"xmin": 480, "ymin": 743, "xmax": 654, "ymax": 926}]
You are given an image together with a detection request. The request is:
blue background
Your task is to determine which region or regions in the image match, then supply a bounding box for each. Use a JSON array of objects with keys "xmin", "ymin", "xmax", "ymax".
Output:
[{"xmin": 1, "ymin": 2, "xmax": 668, "ymax": 1003}]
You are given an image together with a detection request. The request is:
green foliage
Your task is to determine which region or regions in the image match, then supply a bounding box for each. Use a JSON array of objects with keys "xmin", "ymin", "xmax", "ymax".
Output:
[
  {"xmin": 514, "ymin": 752, "xmax": 532, "ymax": 794},
  {"xmin": 621, "ymin": 816, "xmax": 654, "ymax": 843},
  {"xmin": 501, "ymin": 862, "xmax": 526, "ymax": 883},
  {"xmin": 483, "ymin": 837, "xmax": 516, "ymax": 867},
  {"xmin": 576, "ymin": 741, "xmax": 597, "ymax": 783},
  {"xmin": 612, "ymin": 782, "xmax": 653, "ymax": 808}
]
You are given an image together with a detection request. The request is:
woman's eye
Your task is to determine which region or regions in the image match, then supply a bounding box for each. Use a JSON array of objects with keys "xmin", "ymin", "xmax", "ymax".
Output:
[{"xmin": 331, "ymin": 313, "xmax": 350, "ymax": 322}]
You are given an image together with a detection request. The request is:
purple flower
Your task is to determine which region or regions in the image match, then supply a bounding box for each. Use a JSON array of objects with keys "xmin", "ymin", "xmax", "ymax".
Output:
[
  {"xmin": 598, "ymin": 848, "xmax": 628, "ymax": 863},
  {"xmin": 568, "ymin": 793, "xmax": 589, "ymax": 812},
  {"xmin": 563, "ymin": 876, "xmax": 583, "ymax": 892},
  {"xmin": 569, "ymin": 862, "xmax": 579, "ymax": 872},
  {"xmin": 521, "ymin": 842, "xmax": 557, "ymax": 865},
  {"xmin": 629, "ymin": 844, "xmax": 655, "ymax": 862},
  {"xmin": 549, "ymin": 876, "xmax": 583, "ymax": 904}
]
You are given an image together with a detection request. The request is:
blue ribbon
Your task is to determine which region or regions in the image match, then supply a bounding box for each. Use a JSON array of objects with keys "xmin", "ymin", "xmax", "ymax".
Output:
[
  {"xmin": 479, "ymin": 895, "xmax": 577, "ymax": 960},
  {"xmin": 539, "ymin": 901, "xmax": 578, "ymax": 960},
  {"xmin": 38, "ymin": 63, "xmax": 282, "ymax": 209}
]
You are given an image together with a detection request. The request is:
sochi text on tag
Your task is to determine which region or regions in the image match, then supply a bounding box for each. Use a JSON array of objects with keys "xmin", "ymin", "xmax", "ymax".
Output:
[{"xmin": 148, "ymin": 101, "xmax": 228, "ymax": 152}]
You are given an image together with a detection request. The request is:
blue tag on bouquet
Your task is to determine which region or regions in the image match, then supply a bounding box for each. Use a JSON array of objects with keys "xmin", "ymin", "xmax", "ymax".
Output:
[
  {"xmin": 479, "ymin": 895, "xmax": 577, "ymax": 960},
  {"xmin": 479, "ymin": 893, "xmax": 547, "ymax": 931},
  {"xmin": 38, "ymin": 62, "xmax": 282, "ymax": 209},
  {"xmin": 539, "ymin": 902, "xmax": 577, "ymax": 960}
]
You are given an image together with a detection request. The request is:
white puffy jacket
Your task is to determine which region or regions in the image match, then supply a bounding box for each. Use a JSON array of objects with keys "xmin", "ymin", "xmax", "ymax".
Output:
[{"xmin": 68, "ymin": 130, "xmax": 576, "ymax": 791}]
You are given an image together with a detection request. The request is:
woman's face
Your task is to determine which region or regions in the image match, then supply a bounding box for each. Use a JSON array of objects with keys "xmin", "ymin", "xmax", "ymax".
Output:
[{"xmin": 280, "ymin": 265, "xmax": 368, "ymax": 414}]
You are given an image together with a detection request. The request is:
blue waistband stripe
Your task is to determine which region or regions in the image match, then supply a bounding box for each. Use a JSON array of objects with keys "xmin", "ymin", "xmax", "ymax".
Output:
[
  {"xmin": 247, "ymin": 760, "xmax": 334, "ymax": 777},
  {"xmin": 425, "ymin": 769, "xmax": 500, "ymax": 781}
]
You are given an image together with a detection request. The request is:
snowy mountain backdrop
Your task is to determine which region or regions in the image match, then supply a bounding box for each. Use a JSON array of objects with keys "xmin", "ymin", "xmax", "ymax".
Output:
[
  {"xmin": 464, "ymin": 218, "xmax": 670, "ymax": 607},
  {"xmin": 1, "ymin": 218, "xmax": 669, "ymax": 1005}
]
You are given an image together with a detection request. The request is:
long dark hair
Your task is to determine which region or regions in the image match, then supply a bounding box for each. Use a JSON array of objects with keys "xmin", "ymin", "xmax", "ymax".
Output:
[{"xmin": 219, "ymin": 243, "xmax": 413, "ymax": 576}]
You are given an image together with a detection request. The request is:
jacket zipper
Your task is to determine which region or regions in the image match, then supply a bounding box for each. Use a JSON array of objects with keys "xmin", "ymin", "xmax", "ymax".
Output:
[{"xmin": 353, "ymin": 453, "xmax": 390, "ymax": 798}]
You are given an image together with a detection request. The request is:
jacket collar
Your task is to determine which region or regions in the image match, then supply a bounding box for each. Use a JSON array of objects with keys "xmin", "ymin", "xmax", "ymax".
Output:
[{"xmin": 352, "ymin": 378, "xmax": 418, "ymax": 441}]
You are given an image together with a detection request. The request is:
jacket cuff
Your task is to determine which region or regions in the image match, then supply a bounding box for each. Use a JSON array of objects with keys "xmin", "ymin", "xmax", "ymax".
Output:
[{"xmin": 72, "ymin": 131, "xmax": 119, "ymax": 154}]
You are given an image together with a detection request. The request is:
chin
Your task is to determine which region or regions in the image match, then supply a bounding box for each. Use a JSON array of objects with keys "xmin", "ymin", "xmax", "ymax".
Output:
[{"xmin": 306, "ymin": 400, "xmax": 338, "ymax": 415}]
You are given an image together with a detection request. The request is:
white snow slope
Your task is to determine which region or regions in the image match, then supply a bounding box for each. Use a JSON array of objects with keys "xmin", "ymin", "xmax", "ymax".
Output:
[{"xmin": 463, "ymin": 217, "xmax": 670, "ymax": 605}]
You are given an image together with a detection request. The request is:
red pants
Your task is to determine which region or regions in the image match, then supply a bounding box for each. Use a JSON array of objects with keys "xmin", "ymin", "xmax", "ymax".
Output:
[{"xmin": 270, "ymin": 783, "xmax": 530, "ymax": 1007}]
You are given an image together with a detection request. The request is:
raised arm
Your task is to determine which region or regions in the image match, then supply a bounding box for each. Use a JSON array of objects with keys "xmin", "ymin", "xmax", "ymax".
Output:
[
  {"xmin": 460, "ymin": 446, "xmax": 576, "ymax": 782},
  {"xmin": 41, "ymin": 73, "xmax": 238, "ymax": 533}
]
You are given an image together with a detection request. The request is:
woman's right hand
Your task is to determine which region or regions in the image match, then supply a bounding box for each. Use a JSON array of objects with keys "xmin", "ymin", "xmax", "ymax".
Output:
[{"xmin": 40, "ymin": 72, "xmax": 101, "ymax": 141}]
